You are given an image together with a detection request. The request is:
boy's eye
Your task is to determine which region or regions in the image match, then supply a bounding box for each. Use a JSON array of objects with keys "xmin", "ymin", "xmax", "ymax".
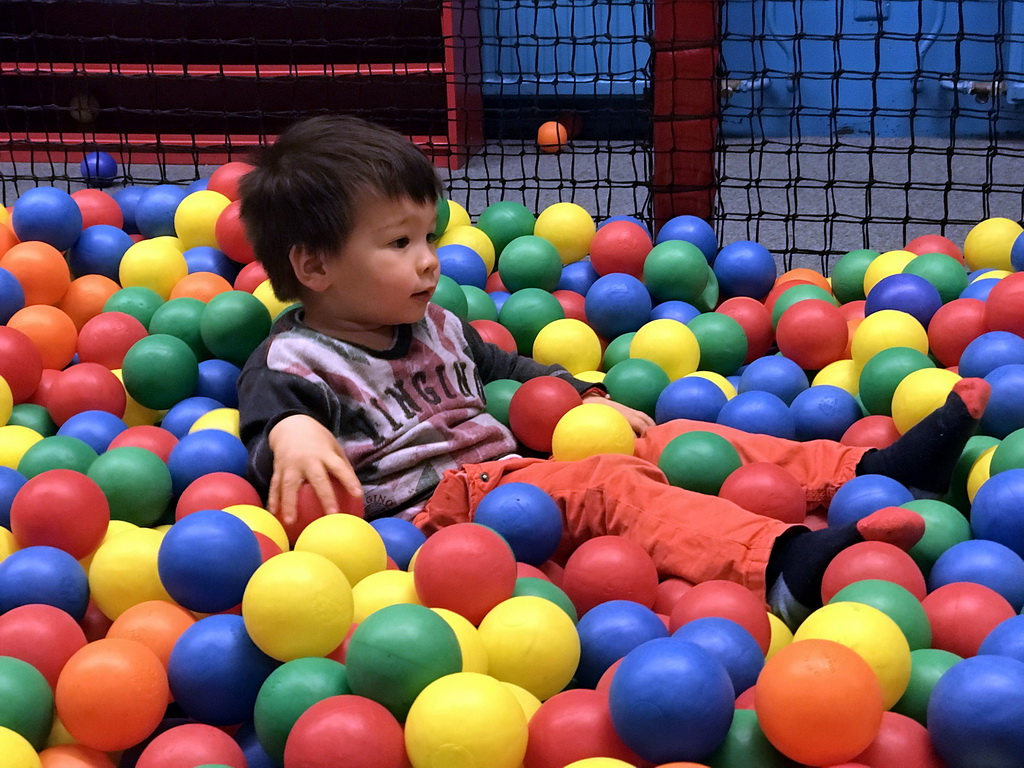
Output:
[{"xmin": 392, "ymin": 237, "xmax": 411, "ymax": 248}]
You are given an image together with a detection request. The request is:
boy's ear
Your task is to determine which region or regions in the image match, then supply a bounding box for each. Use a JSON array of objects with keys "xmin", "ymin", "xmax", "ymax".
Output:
[{"xmin": 289, "ymin": 246, "xmax": 331, "ymax": 292}]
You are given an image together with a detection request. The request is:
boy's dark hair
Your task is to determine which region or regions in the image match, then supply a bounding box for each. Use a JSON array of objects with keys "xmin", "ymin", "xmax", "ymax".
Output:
[{"xmin": 238, "ymin": 115, "xmax": 443, "ymax": 301}]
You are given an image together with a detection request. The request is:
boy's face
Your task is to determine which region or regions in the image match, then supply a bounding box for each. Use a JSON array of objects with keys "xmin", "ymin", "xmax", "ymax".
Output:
[{"xmin": 307, "ymin": 195, "xmax": 441, "ymax": 334}]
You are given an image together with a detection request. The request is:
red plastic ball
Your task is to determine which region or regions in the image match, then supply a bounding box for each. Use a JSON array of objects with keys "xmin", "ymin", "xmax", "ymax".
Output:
[
  {"xmin": 763, "ymin": 279, "xmax": 817, "ymax": 316},
  {"xmin": 47, "ymin": 362, "xmax": 127, "ymax": 425},
  {"xmin": 841, "ymin": 415, "xmax": 902, "ymax": 449},
  {"xmin": 561, "ymin": 535, "xmax": 659, "ymax": 616},
  {"xmin": 233, "ymin": 260, "xmax": 269, "ymax": 293},
  {"xmin": 108, "ymin": 425, "xmax": 179, "ymax": 463},
  {"xmin": 983, "ymin": 270, "xmax": 1024, "ymax": 337},
  {"xmin": 283, "ymin": 476, "xmax": 365, "ymax": 544},
  {"xmin": 927, "ymin": 298, "xmax": 988, "ymax": 368},
  {"xmin": 79, "ymin": 599, "xmax": 114, "ymax": 643},
  {"xmin": 283, "ymin": 694, "xmax": 407, "ymax": 768},
  {"xmin": 524, "ymin": 688, "xmax": 644, "ymax": 768},
  {"xmin": 716, "ymin": 296, "xmax": 774, "ymax": 363},
  {"xmin": 76, "ymin": 311, "xmax": 148, "ymax": 369},
  {"xmin": 905, "ymin": 233, "xmax": 964, "ymax": 264},
  {"xmin": 71, "ymin": 189, "xmax": 123, "ymax": 229},
  {"xmin": 470, "ymin": 318, "xmax": 518, "ymax": 354},
  {"xmin": 820, "ymin": 541, "xmax": 927, "ymax": 603},
  {"xmin": 852, "ymin": 710, "xmax": 945, "ymax": 768},
  {"xmin": 10, "ymin": 468, "xmax": 110, "ymax": 560},
  {"xmin": 413, "ymin": 522, "xmax": 518, "ymax": 624},
  {"xmin": 174, "ymin": 471, "xmax": 263, "ymax": 519},
  {"xmin": 135, "ymin": 722, "xmax": 247, "ymax": 768},
  {"xmin": 551, "ymin": 289, "xmax": 588, "ymax": 323},
  {"xmin": 588, "ymin": 221, "xmax": 652, "ymax": 280},
  {"xmin": 0, "ymin": 603, "xmax": 88, "ymax": 689},
  {"xmin": 718, "ymin": 462, "xmax": 806, "ymax": 524},
  {"xmin": 667, "ymin": 579, "xmax": 771, "ymax": 654},
  {"xmin": 775, "ymin": 298, "xmax": 849, "ymax": 371},
  {"xmin": 653, "ymin": 576, "xmax": 694, "ymax": 615},
  {"xmin": 0, "ymin": 325, "xmax": 43, "ymax": 402},
  {"xmin": 507, "ymin": 375, "xmax": 583, "ymax": 453},
  {"xmin": 207, "ymin": 161, "xmax": 254, "ymax": 202},
  {"xmin": 838, "ymin": 299, "xmax": 868, "ymax": 322},
  {"xmin": 485, "ymin": 270, "xmax": 507, "ymax": 293},
  {"xmin": 215, "ymin": 199, "xmax": 256, "ymax": 264},
  {"xmin": 921, "ymin": 581, "xmax": 1016, "ymax": 657}
]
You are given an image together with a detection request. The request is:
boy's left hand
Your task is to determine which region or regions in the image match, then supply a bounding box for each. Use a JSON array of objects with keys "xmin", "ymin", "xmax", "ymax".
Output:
[{"xmin": 583, "ymin": 392, "xmax": 655, "ymax": 436}]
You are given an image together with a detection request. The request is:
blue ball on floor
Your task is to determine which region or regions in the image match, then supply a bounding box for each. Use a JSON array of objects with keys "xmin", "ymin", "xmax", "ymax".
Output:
[
  {"xmin": 928, "ymin": 539, "xmax": 1024, "ymax": 612},
  {"xmin": 738, "ymin": 355, "xmax": 809, "ymax": 405},
  {"xmin": 0, "ymin": 545, "xmax": 89, "ymax": 620},
  {"xmin": 717, "ymin": 390, "xmax": 796, "ymax": 440},
  {"xmin": 827, "ymin": 473, "xmax": 913, "ymax": 528},
  {"xmin": 473, "ymin": 482, "xmax": 563, "ymax": 566},
  {"xmin": 370, "ymin": 517, "xmax": 427, "ymax": 571},
  {"xmin": 655, "ymin": 215, "xmax": 717, "ymax": 263},
  {"xmin": 655, "ymin": 376, "xmax": 728, "ymax": 424},
  {"xmin": 713, "ymin": 240, "xmax": 777, "ymax": 301},
  {"xmin": 789, "ymin": 384, "xmax": 863, "ymax": 442},
  {"xmin": 575, "ymin": 599, "xmax": 668, "ymax": 688},
  {"xmin": 970, "ymin": 467, "xmax": 1024, "ymax": 560},
  {"xmin": 80, "ymin": 151, "xmax": 118, "ymax": 187},
  {"xmin": 672, "ymin": 616, "xmax": 765, "ymax": 697},
  {"xmin": 978, "ymin": 614, "xmax": 1024, "ymax": 665}
]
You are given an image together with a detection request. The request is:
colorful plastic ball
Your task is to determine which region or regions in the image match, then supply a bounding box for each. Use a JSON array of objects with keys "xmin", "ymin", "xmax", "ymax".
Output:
[
  {"xmin": 476, "ymin": 200, "xmax": 536, "ymax": 257},
  {"xmin": 891, "ymin": 647, "xmax": 961, "ymax": 725},
  {"xmin": 927, "ymin": 654, "xmax": 1024, "ymax": 768},
  {"xmin": 166, "ymin": 423, "xmax": 247, "ymax": 495},
  {"xmin": 963, "ymin": 216, "xmax": 1022, "ymax": 271},
  {"xmin": 561, "ymin": 536, "xmax": 658, "ymax": 616},
  {"xmin": 149, "ymin": 296, "xmax": 210, "ymax": 360},
  {"xmin": 575, "ymin": 600, "xmax": 669, "ymax": 688},
  {"xmin": 928, "ymin": 539, "xmax": 1024, "ymax": 612},
  {"xmin": 160, "ymin": 396, "xmax": 224, "ymax": 439},
  {"xmin": 481, "ymin": 378, "xmax": 519, "ymax": 428},
  {"xmin": 737, "ymin": 355, "xmax": 808, "ymax": 405},
  {"xmin": 922, "ymin": 582, "xmax": 1016, "ymax": 658},
  {"xmin": 789, "ymin": 384, "xmax": 862, "ymax": 442},
  {"xmin": 183, "ymin": 246, "xmax": 242, "ymax": 283},
  {"xmin": 198, "ymin": 289, "xmax": 271, "ymax": 366},
  {"xmin": 978, "ymin": 614, "xmax": 1024, "ymax": 666},
  {"xmin": 102, "ymin": 286, "xmax": 164, "ymax": 330},
  {"xmin": 134, "ymin": 185, "xmax": 188, "ymax": 239},
  {"xmin": 906, "ymin": 233, "xmax": 964, "ymax": 263},
  {"xmin": 281, "ymin": 695, "xmax": 406, "ymax": 768},
  {"xmin": 584, "ymin": 273, "xmax": 652, "ymax": 340},
  {"xmin": 676, "ymin": 617, "xmax": 765, "ymax": 698},
  {"xmin": 463, "ymin": 283, "xmax": 499, "ymax": 321},
  {"xmin": 212, "ymin": 199, "xmax": 255, "ymax": 265},
  {"xmin": 88, "ymin": 526, "xmax": 174, "ymax": 619},
  {"xmin": 686, "ymin": 312, "xmax": 748, "ymax": 377},
  {"xmin": 533, "ymin": 203, "xmax": 595, "ymax": 265},
  {"xmin": 438, "ymin": 225, "xmax": 496, "ymax": 275},
  {"xmin": 551, "ymin": 402, "xmax": 636, "ymax": 462},
  {"xmin": 368, "ymin": 518, "xmax": 426, "ymax": 571},
  {"xmin": 1, "ymin": 241, "xmax": 72, "ymax": 308},
  {"xmin": 108, "ymin": 186, "xmax": 142, "ymax": 235},
  {"xmin": 531, "ymin": 318, "xmax": 602, "ymax": 375},
  {"xmin": 902, "ymin": 251, "xmax": 968, "ymax": 304},
  {"xmin": 629, "ymin": 318, "xmax": 700, "ymax": 381},
  {"xmin": 642, "ymin": 240, "xmax": 709, "ymax": 304},
  {"xmin": 47, "ymin": 363, "xmax": 126, "ymax": 426},
  {"xmin": 890, "ymin": 367, "xmax": 960, "ymax": 434},
  {"xmin": 655, "ymin": 215, "xmax": 717, "ymax": 262},
  {"xmin": 557, "ymin": 260, "xmax": 600, "ymax": 296},
  {"xmin": 959, "ymin": 274, "xmax": 999, "ymax": 301},
  {"xmin": 0, "ymin": 424, "xmax": 44, "ymax": 471},
  {"xmin": 862, "ymin": 249, "xmax": 918, "ymax": 295},
  {"xmin": 858, "ymin": 346, "xmax": 934, "ymax": 417},
  {"xmin": 850, "ymin": 309, "xmax": 929, "ymax": 368},
  {"xmin": 991, "ymin": 426, "xmax": 1024, "ymax": 475},
  {"xmin": 498, "ymin": 235, "xmax": 563, "ymax": 293},
  {"xmin": 76, "ymin": 311, "xmax": 147, "ymax": 371},
  {"xmin": 118, "ymin": 238, "xmax": 188, "ymax": 301},
  {"xmin": 588, "ymin": 220, "xmax": 652, "ymax": 280},
  {"xmin": 865, "ymin": 273, "xmax": 943, "ymax": 327},
  {"xmin": 821, "ymin": 540, "xmax": 927, "ymax": 603},
  {"xmin": 523, "ymin": 688, "xmax": 641, "ymax": 768},
  {"xmin": 657, "ymin": 430, "xmax": 741, "ymax": 495},
  {"xmin": 293, "ymin": 512, "xmax": 382, "ymax": 587},
  {"xmin": 71, "ymin": 188, "xmax": 122, "ymax": 229},
  {"xmin": 38, "ymin": 744, "xmax": 118, "ymax": 768},
  {"xmin": 602, "ymin": 358, "xmax": 668, "ymax": 416},
  {"xmin": 714, "ymin": 299, "xmax": 771, "ymax": 364},
  {"xmin": 507, "ymin": 375, "xmax": 582, "ymax": 453},
  {"xmin": 0, "ymin": 602, "xmax": 87, "ymax": 690},
  {"xmin": 654, "ymin": 375, "xmax": 727, "ymax": 424},
  {"xmin": 848, "ymin": 710, "xmax": 944, "ymax": 768},
  {"xmin": 831, "ymin": 249, "xmax": 879, "ymax": 303},
  {"xmin": 10, "ymin": 187, "xmax": 82, "ymax": 251},
  {"xmin": 718, "ymin": 462, "xmax": 806, "ymax": 524},
  {"xmin": 10, "ymin": 468, "xmax": 109, "ymax": 559},
  {"xmin": 716, "ymin": 390, "xmax": 795, "ymax": 440},
  {"xmin": 513, "ymin": 576, "xmax": 577, "ymax": 622},
  {"xmin": 349, "ymin": 568, "xmax": 421, "ymax": 623},
  {"xmin": 0, "ymin": 266, "xmax": 25, "ymax": 325},
  {"xmin": 827, "ymin": 474, "xmax": 913, "ymax": 527},
  {"xmin": 979, "ymin": 363, "xmax": 1024, "ymax": 439},
  {"xmin": 58, "ymin": 274, "xmax": 121, "ymax": 332},
  {"xmin": 106, "ymin": 600, "xmax": 195, "ymax": 674},
  {"xmin": 0, "ymin": 655, "xmax": 53, "ymax": 750},
  {"xmin": 0, "ymin": 726, "xmax": 41, "ymax": 768},
  {"xmin": 193, "ymin": 358, "xmax": 240, "ymax": 408},
  {"xmin": 66, "ymin": 224, "xmax": 132, "ymax": 282},
  {"xmin": 6, "ymin": 405, "xmax": 54, "ymax": 440},
  {"xmin": 712, "ymin": 240, "xmax": 777, "ymax": 300},
  {"xmin": 80, "ymin": 151, "xmax": 117, "ymax": 187},
  {"xmin": 970, "ymin": 467, "xmax": 1024, "ymax": 558},
  {"xmin": 0, "ymin": 327, "xmax": 43, "ymax": 404},
  {"xmin": 649, "ymin": 299, "xmax": 699, "ymax": 326},
  {"xmin": 768, "ymin": 283, "xmax": 838, "ymax": 330},
  {"xmin": 900, "ymin": 498, "xmax": 970, "ymax": 578},
  {"xmin": 775, "ymin": 299, "xmax": 848, "ymax": 371},
  {"xmin": 173, "ymin": 472, "xmax": 258, "ymax": 520},
  {"xmin": 666, "ymin": 580, "xmax": 771, "ymax": 654},
  {"xmin": 121, "ymin": 334, "xmax": 199, "ymax": 411},
  {"xmin": 497, "ymin": 287, "xmax": 565, "ymax": 354},
  {"xmin": 437, "ymin": 243, "xmax": 487, "ymax": 289},
  {"xmin": 16, "ymin": 434, "xmax": 97, "ymax": 478},
  {"xmin": 137, "ymin": 725, "xmax": 246, "ymax": 768},
  {"xmin": 830, "ymin": 579, "xmax": 932, "ymax": 652},
  {"xmin": 0, "ymin": 545, "xmax": 88, "ymax": 619},
  {"xmin": 472, "ymin": 482, "xmax": 563, "ymax": 566}
]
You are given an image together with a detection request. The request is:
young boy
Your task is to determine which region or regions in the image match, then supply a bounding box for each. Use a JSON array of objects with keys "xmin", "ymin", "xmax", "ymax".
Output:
[{"xmin": 237, "ymin": 115, "xmax": 989, "ymax": 627}]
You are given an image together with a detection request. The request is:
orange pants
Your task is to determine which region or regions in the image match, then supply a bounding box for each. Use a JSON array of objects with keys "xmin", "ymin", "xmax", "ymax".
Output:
[{"xmin": 413, "ymin": 419, "xmax": 870, "ymax": 601}]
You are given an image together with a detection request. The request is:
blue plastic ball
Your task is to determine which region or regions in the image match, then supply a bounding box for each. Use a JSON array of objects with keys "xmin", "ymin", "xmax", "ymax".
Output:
[
  {"xmin": 473, "ymin": 482, "xmax": 563, "ymax": 566},
  {"xmin": 168, "ymin": 614, "xmax": 280, "ymax": 726},
  {"xmin": 56, "ymin": 410, "xmax": 128, "ymax": 454},
  {"xmin": 135, "ymin": 184, "xmax": 189, "ymax": 239},
  {"xmin": 112, "ymin": 186, "xmax": 145, "ymax": 235},
  {"xmin": 369, "ymin": 517, "xmax": 427, "ymax": 571},
  {"xmin": 789, "ymin": 384, "xmax": 863, "ymax": 442},
  {"xmin": 600, "ymin": 215, "xmax": 652, "ymax": 238},
  {"xmin": 712, "ymin": 241, "xmax": 777, "ymax": 301},
  {"xmin": 184, "ymin": 246, "xmax": 243, "ymax": 282},
  {"xmin": 827, "ymin": 473, "xmax": 914, "ymax": 528},
  {"xmin": 557, "ymin": 260, "xmax": 600, "ymax": 295},
  {"xmin": 10, "ymin": 186, "xmax": 83, "ymax": 251},
  {"xmin": 584, "ymin": 273, "xmax": 653, "ymax": 340},
  {"xmin": 437, "ymin": 243, "xmax": 488, "ymax": 289},
  {"xmin": 928, "ymin": 539, "xmax": 1024, "ymax": 612},
  {"xmin": 927, "ymin": 654, "xmax": 1024, "ymax": 768},
  {"xmin": 157, "ymin": 509, "xmax": 263, "ymax": 614},
  {"xmin": 1012, "ymin": 232, "xmax": 1024, "ymax": 273},
  {"xmin": 233, "ymin": 719, "xmax": 279, "ymax": 768},
  {"xmin": 654, "ymin": 376, "xmax": 728, "ymax": 424},
  {"xmin": 608, "ymin": 637, "xmax": 734, "ymax": 764},
  {"xmin": 716, "ymin": 390, "xmax": 796, "ymax": 440},
  {"xmin": 159, "ymin": 396, "xmax": 226, "ymax": 439},
  {"xmin": 167, "ymin": 428, "xmax": 249, "ymax": 496},
  {"xmin": 649, "ymin": 300, "xmax": 701, "ymax": 325},
  {"xmin": 0, "ymin": 545, "xmax": 89, "ymax": 619},
  {"xmin": 956, "ymin": 331, "xmax": 1024, "ymax": 379},
  {"xmin": 655, "ymin": 215, "xmax": 717, "ymax": 263},
  {"xmin": 195, "ymin": 359, "xmax": 241, "ymax": 409},
  {"xmin": 488, "ymin": 290, "xmax": 510, "ymax": 315},
  {"xmin": 80, "ymin": 151, "xmax": 118, "ymax": 187},
  {"xmin": 671, "ymin": 616, "xmax": 765, "ymax": 697},
  {"xmin": 0, "ymin": 266, "xmax": 25, "ymax": 324},
  {"xmin": 959, "ymin": 277, "xmax": 998, "ymax": 302},
  {"xmin": 865, "ymin": 273, "xmax": 944, "ymax": 327},
  {"xmin": 575, "ymin": 600, "xmax": 669, "ymax": 688},
  {"xmin": 737, "ymin": 355, "xmax": 809, "ymax": 405},
  {"xmin": 971, "ymin": 468, "xmax": 1024, "ymax": 559},
  {"xmin": 0, "ymin": 466, "xmax": 27, "ymax": 529},
  {"xmin": 981, "ymin": 364, "xmax": 1024, "ymax": 439},
  {"xmin": 186, "ymin": 178, "xmax": 210, "ymax": 194},
  {"xmin": 978, "ymin": 614, "xmax": 1024, "ymax": 665},
  {"xmin": 67, "ymin": 224, "xmax": 135, "ymax": 281}
]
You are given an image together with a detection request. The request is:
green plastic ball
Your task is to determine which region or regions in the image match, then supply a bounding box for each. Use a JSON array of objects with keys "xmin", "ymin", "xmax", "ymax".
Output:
[
  {"xmin": 497, "ymin": 288, "xmax": 565, "ymax": 355},
  {"xmin": 87, "ymin": 446, "xmax": 172, "ymax": 526},
  {"xmin": 477, "ymin": 201, "xmax": 536, "ymax": 258},
  {"xmin": 990, "ymin": 426, "xmax": 1024, "ymax": 475},
  {"xmin": 903, "ymin": 252, "xmax": 968, "ymax": 305},
  {"xmin": 148, "ymin": 297, "xmax": 211, "ymax": 361},
  {"xmin": 891, "ymin": 647, "xmax": 962, "ymax": 724},
  {"xmin": 770, "ymin": 283, "xmax": 839, "ymax": 328},
  {"xmin": 103, "ymin": 286, "xmax": 165, "ymax": 330},
  {"xmin": 857, "ymin": 346, "xmax": 935, "ymax": 417},
  {"xmin": 512, "ymin": 576, "xmax": 577, "ymax": 623},
  {"xmin": 6, "ymin": 404, "xmax": 57, "ymax": 437},
  {"xmin": 430, "ymin": 274, "xmax": 470, "ymax": 319},
  {"xmin": 199, "ymin": 290, "xmax": 272, "ymax": 367},
  {"xmin": 601, "ymin": 332, "xmax": 635, "ymax": 372},
  {"xmin": 657, "ymin": 430, "xmax": 742, "ymax": 495},
  {"xmin": 462, "ymin": 285, "xmax": 498, "ymax": 322},
  {"xmin": 687, "ymin": 312, "xmax": 748, "ymax": 376},
  {"xmin": 498, "ymin": 236, "xmax": 562, "ymax": 293},
  {"xmin": 902, "ymin": 498, "xmax": 972, "ymax": 578},
  {"xmin": 483, "ymin": 379, "xmax": 521, "ymax": 428},
  {"xmin": 0, "ymin": 656, "xmax": 54, "ymax": 750},
  {"xmin": 943, "ymin": 434, "xmax": 1001, "ymax": 513},
  {"xmin": 253, "ymin": 656, "xmax": 351, "ymax": 764},
  {"xmin": 830, "ymin": 579, "xmax": 932, "ymax": 651},
  {"xmin": 693, "ymin": 265, "xmax": 720, "ymax": 313},
  {"xmin": 434, "ymin": 196, "xmax": 451, "ymax": 238},
  {"xmin": 17, "ymin": 435, "xmax": 98, "ymax": 478},
  {"xmin": 705, "ymin": 707, "xmax": 793, "ymax": 768},
  {"xmin": 122, "ymin": 333, "xmax": 200, "ymax": 411},
  {"xmin": 603, "ymin": 357, "xmax": 670, "ymax": 417},
  {"xmin": 831, "ymin": 249, "xmax": 880, "ymax": 304},
  {"xmin": 642, "ymin": 240, "xmax": 709, "ymax": 303}
]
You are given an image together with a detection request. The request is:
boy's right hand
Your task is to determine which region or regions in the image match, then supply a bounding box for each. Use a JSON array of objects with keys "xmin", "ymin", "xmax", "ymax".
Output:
[{"xmin": 267, "ymin": 414, "xmax": 362, "ymax": 525}]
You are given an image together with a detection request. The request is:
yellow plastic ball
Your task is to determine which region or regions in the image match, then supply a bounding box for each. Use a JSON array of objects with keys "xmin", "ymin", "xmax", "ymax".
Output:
[
  {"xmin": 630, "ymin": 319, "xmax": 701, "ymax": 380},
  {"xmin": 0, "ymin": 726, "xmax": 41, "ymax": 768},
  {"xmin": 812, "ymin": 358, "xmax": 859, "ymax": 395},
  {"xmin": 119, "ymin": 238, "xmax": 188, "ymax": 300},
  {"xmin": 433, "ymin": 607, "xmax": 489, "ymax": 674},
  {"xmin": 551, "ymin": 403, "xmax": 636, "ymax": 462},
  {"xmin": 294, "ymin": 514, "xmax": 387, "ymax": 587},
  {"xmin": 149, "ymin": 235, "xmax": 186, "ymax": 253},
  {"xmin": 87, "ymin": 527, "xmax": 173, "ymax": 620},
  {"xmin": 223, "ymin": 503, "xmax": 290, "ymax": 553},
  {"xmin": 0, "ymin": 526, "xmax": 17, "ymax": 564},
  {"xmin": 532, "ymin": 318, "xmax": 603, "ymax": 375},
  {"xmin": 502, "ymin": 681, "xmax": 542, "ymax": 721},
  {"xmin": 477, "ymin": 595, "xmax": 580, "ymax": 701},
  {"xmin": 971, "ymin": 269, "xmax": 1011, "ymax": 283},
  {"xmin": 565, "ymin": 760, "xmax": 637, "ymax": 768},
  {"xmin": 967, "ymin": 444, "xmax": 998, "ymax": 504},
  {"xmin": 862, "ymin": 249, "xmax": 917, "ymax": 294},
  {"xmin": 850, "ymin": 310, "xmax": 929, "ymax": 369},
  {"xmin": 252, "ymin": 279, "xmax": 294, "ymax": 321},
  {"xmin": 794, "ymin": 601, "xmax": 912, "ymax": 709},
  {"xmin": 534, "ymin": 202, "xmax": 596, "ymax": 265},
  {"xmin": 44, "ymin": 714, "xmax": 76, "ymax": 748},
  {"xmin": 404, "ymin": 672, "xmax": 529, "ymax": 768},
  {"xmin": 0, "ymin": 207, "xmax": 9, "ymax": 226},
  {"xmin": 78, "ymin": 519, "xmax": 137, "ymax": 571},
  {"xmin": 685, "ymin": 371, "xmax": 737, "ymax": 399},
  {"xmin": 438, "ymin": 225, "xmax": 496, "ymax": 274},
  {"xmin": 766, "ymin": 612, "xmax": 794, "ymax": 661},
  {"xmin": 0, "ymin": 424, "xmax": 43, "ymax": 469},
  {"xmin": 890, "ymin": 368, "xmax": 960, "ymax": 434},
  {"xmin": 112, "ymin": 369, "xmax": 166, "ymax": 427},
  {"xmin": 242, "ymin": 550, "xmax": 354, "ymax": 661},
  {"xmin": 188, "ymin": 407, "xmax": 240, "ymax": 437},
  {"xmin": 351, "ymin": 568, "xmax": 422, "ymax": 623},
  {"xmin": 964, "ymin": 217, "xmax": 1023, "ymax": 271},
  {"xmin": 574, "ymin": 370, "xmax": 605, "ymax": 384},
  {"xmin": 0, "ymin": 375, "xmax": 11, "ymax": 427},
  {"xmin": 444, "ymin": 199, "xmax": 472, "ymax": 232},
  {"xmin": 173, "ymin": 189, "xmax": 232, "ymax": 250}
]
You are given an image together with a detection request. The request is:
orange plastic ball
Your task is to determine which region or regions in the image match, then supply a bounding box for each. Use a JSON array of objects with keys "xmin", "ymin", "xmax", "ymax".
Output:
[
  {"xmin": 0, "ymin": 240, "xmax": 71, "ymax": 305},
  {"xmin": 537, "ymin": 121, "xmax": 569, "ymax": 154},
  {"xmin": 7, "ymin": 304, "xmax": 78, "ymax": 370},
  {"xmin": 0, "ymin": 223, "xmax": 19, "ymax": 258},
  {"xmin": 169, "ymin": 271, "xmax": 234, "ymax": 303},
  {"xmin": 107, "ymin": 600, "xmax": 196, "ymax": 670},
  {"xmin": 58, "ymin": 274, "xmax": 121, "ymax": 331},
  {"xmin": 39, "ymin": 744, "xmax": 117, "ymax": 768}
]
